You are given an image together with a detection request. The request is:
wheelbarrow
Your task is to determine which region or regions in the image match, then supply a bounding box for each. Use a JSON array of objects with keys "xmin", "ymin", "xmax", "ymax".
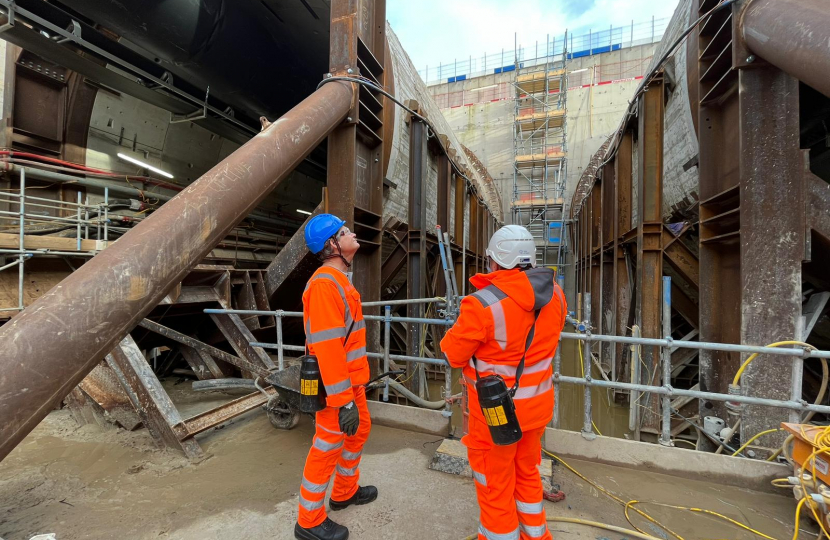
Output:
[
  {"xmin": 263, "ymin": 364, "xmax": 304, "ymax": 430},
  {"xmin": 262, "ymin": 365, "xmax": 405, "ymax": 430}
]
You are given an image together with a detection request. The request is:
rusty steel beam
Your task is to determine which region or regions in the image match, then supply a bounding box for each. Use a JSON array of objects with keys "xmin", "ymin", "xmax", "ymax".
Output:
[
  {"xmin": 738, "ymin": 66, "xmax": 803, "ymax": 443},
  {"xmin": 407, "ymin": 116, "xmax": 428, "ymax": 396},
  {"xmin": 264, "ymin": 202, "xmax": 324, "ymax": 302},
  {"xmin": 183, "ymin": 388, "xmax": 275, "ymax": 437},
  {"xmin": 180, "ymin": 346, "xmax": 226, "ymax": 381},
  {"xmin": 671, "ymin": 281, "xmax": 699, "ymax": 329},
  {"xmin": 741, "ymin": 0, "xmax": 830, "ymax": 99},
  {"xmin": 600, "ymin": 162, "xmax": 616, "ymax": 373},
  {"xmin": 326, "ymin": 0, "xmax": 387, "ymax": 365},
  {"xmin": 136, "ymin": 318, "xmax": 266, "ymax": 377},
  {"xmin": 614, "ymin": 132, "xmax": 634, "ymax": 379},
  {"xmin": 0, "ymin": 82, "xmax": 354, "ymax": 461},
  {"xmin": 77, "ymin": 363, "xmax": 143, "ymax": 430},
  {"xmin": 662, "ymin": 227, "xmax": 700, "ymax": 290},
  {"xmin": 635, "ymin": 78, "xmax": 665, "ymax": 433},
  {"xmin": 106, "ymin": 335, "xmax": 204, "ymax": 459},
  {"xmin": 209, "ymin": 302, "xmax": 276, "ymax": 374}
]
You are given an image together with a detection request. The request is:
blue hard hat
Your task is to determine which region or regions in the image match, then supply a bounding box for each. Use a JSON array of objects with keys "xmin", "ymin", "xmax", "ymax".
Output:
[{"xmin": 304, "ymin": 213, "xmax": 346, "ymax": 254}]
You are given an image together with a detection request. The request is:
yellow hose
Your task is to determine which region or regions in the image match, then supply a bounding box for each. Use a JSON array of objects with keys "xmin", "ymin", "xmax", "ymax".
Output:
[
  {"xmin": 547, "ymin": 517, "xmax": 663, "ymax": 540},
  {"xmin": 544, "ymin": 450, "xmax": 779, "ymax": 540},
  {"xmin": 626, "ymin": 501, "xmax": 778, "ymax": 540},
  {"xmin": 792, "ymin": 497, "xmax": 806, "ymax": 540},
  {"xmin": 731, "ymin": 428, "xmax": 781, "ymax": 457},
  {"xmin": 733, "ymin": 341, "xmax": 816, "ymax": 386}
]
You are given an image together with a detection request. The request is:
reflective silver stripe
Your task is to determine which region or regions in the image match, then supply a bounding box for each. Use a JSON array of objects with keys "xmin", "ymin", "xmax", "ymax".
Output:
[
  {"xmin": 514, "ymin": 377, "xmax": 552, "ymax": 399},
  {"xmin": 478, "ymin": 524, "xmax": 519, "ymax": 540},
  {"xmin": 346, "ymin": 347, "xmax": 367, "ymax": 362},
  {"xmin": 522, "ymin": 357, "xmax": 552, "ymax": 375},
  {"xmin": 469, "ymin": 358, "xmax": 515, "ymax": 378},
  {"xmin": 352, "ymin": 319, "xmax": 366, "ymax": 331},
  {"xmin": 306, "ymin": 272, "xmax": 355, "ymax": 336},
  {"xmin": 519, "ymin": 523, "xmax": 549, "ymax": 538},
  {"xmin": 318, "ymin": 424, "xmax": 343, "ymax": 436},
  {"xmin": 474, "ymin": 288, "xmax": 502, "ymax": 308},
  {"xmin": 308, "ymin": 326, "xmax": 346, "ymax": 344},
  {"xmin": 516, "ymin": 500, "xmax": 544, "ymax": 514},
  {"xmin": 324, "ymin": 378, "xmax": 352, "ymax": 396},
  {"xmin": 463, "ymin": 373, "xmax": 476, "ymax": 387},
  {"xmin": 313, "ymin": 437, "xmax": 344, "ymax": 453},
  {"xmin": 299, "ymin": 495, "xmax": 325, "ymax": 511},
  {"xmin": 490, "ymin": 302, "xmax": 507, "ymax": 350},
  {"xmin": 302, "ymin": 477, "xmax": 329, "ymax": 493},
  {"xmin": 336, "ymin": 464, "xmax": 357, "ymax": 476},
  {"xmin": 472, "ymin": 469, "xmax": 487, "ymax": 487},
  {"xmin": 341, "ymin": 449, "xmax": 362, "ymax": 461}
]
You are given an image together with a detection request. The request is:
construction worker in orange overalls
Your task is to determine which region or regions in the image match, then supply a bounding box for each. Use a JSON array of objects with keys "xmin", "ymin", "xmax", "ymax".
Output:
[
  {"xmin": 294, "ymin": 213, "xmax": 377, "ymax": 540},
  {"xmin": 441, "ymin": 225, "xmax": 566, "ymax": 540}
]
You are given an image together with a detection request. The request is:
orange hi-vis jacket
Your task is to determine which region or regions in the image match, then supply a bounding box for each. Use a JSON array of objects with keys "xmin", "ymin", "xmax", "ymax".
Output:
[
  {"xmin": 302, "ymin": 267, "xmax": 370, "ymax": 408},
  {"xmin": 441, "ymin": 267, "xmax": 566, "ymax": 432}
]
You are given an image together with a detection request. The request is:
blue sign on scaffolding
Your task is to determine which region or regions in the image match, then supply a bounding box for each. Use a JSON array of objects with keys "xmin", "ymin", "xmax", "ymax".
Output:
[{"xmin": 549, "ymin": 222, "xmax": 563, "ymax": 244}]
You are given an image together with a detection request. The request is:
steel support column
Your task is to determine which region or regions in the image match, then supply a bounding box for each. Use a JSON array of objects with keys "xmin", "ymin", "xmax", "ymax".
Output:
[
  {"xmin": 326, "ymin": 0, "xmax": 387, "ymax": 368},
  {"xmin": 614, "ymin": 132, "xmax": 634, "ymax": 382},
  {"xmin": 453, "ymin": 173, "xmax": 465, "ymax": 292},
  {"xmin": 407, "ymin": 116, "xmax": 428, "ymax": 396},
  {"xmin": 635, "ymin": 79, "xmax": 665, "ymax": 433},
  {"xmin": 0, "ymin": 80, "xmax": 354, "ymax": 462},
  {"xmin": 600, "ymin": 163, "xmax": 616, "ymax": 374},
  {"xmin": 738, "ymin": 67, "xmax": 803, "ymax": 442}
]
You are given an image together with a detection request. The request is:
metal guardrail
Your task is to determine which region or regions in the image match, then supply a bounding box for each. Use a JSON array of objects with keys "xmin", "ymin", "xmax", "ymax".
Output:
[
  {"xmin": 0, "ymin": 168, "xmax": 111, "ymax": 313},
  {"xmin": 206, "ymin": 276, "xmax": 830, "ymax": 451},
  {"xmin": 419, "ymin": 16, "xmax": 669, "ymax": 85}
]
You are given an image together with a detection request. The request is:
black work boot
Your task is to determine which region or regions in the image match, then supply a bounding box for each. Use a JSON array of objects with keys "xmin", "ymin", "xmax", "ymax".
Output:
[
  {"xmin": 329, "ymin": 485, "xmax": 378, "ymax": 511},
  {"xmin": 294, "ymin": 518, "xmax": 349, "ymax": 540}
]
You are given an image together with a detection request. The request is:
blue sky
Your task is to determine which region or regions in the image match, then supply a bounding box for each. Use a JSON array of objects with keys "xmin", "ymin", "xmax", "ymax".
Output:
[{"xmin": 387, "ymin": 0, "xmax": 681, "ymax": 75}]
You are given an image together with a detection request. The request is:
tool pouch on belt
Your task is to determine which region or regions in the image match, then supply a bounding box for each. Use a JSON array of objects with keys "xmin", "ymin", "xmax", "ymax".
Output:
[
  {"xmin": 473, "ymin": 309, "xmax": 540, "ymax": 446},
  {"xmin": 299, "ymin": 319, "xmax": 356, "ymax": 413}
]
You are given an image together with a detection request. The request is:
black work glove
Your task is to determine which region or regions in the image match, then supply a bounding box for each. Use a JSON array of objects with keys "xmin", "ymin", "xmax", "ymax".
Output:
[{"xmin": 338, "ymin": 401, "xmax": 360, "ymax": 436}]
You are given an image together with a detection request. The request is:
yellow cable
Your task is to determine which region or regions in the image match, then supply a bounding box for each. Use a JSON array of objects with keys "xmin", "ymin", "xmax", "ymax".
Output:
[
  {"xmin": 578, "ymin": 340, "xmax": 603, "ymax": 436},
  {"xmin": 545, "ymin": 450, "xmax": 780, "ymax": 540},
  {"xmin": 547, "ymin": 517, "xmax": 663, "ymax": 540},
  {"xmin": 731, "ymin": 428, "xmax": 781, "ymax": 457},
  {"xmin": 545, "ymin": 450, "xmax": 684, "ymax": 540},
  {"xmin": 626, "ymin": 500, "xmax": 778, "ymax": 540},
  {"xmin": 733, "ymin": 341, "xmax": 816, "ymax": 386},
  {"xmin": 792, "ymin": 498, "xmax": 806, "ymax": 540}
]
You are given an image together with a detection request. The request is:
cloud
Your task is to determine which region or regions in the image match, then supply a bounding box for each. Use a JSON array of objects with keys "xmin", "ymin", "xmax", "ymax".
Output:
[{"xmin": 388, "ymin": 0, "xmax": 681, "ymax": 78}]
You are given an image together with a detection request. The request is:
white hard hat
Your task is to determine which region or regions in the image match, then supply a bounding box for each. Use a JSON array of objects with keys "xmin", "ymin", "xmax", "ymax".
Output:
[{"xmin": 486, "ymin": 225, "xmax": 537, "ymax": 269}]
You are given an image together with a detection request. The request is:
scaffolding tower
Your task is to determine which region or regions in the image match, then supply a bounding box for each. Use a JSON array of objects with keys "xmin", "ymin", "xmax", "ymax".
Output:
[{"xmin": 511, "ymin": 40, "xmax": 568, "ymax": 271}]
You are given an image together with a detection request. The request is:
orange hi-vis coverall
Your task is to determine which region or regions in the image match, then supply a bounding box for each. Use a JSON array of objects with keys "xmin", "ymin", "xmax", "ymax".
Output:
[
  {"xmin": 441, "ymin": 267, "xmax": 566, "ymax": 540},
  {"xmin": 298, "ymin": 267, "xmax": 371, "ymax": 529}
]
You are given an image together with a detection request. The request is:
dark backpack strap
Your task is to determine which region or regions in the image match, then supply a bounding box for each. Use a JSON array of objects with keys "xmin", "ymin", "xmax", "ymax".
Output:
[{"xmin": 510, "ymin": 308, "xmax": 542, "ymax": 396}]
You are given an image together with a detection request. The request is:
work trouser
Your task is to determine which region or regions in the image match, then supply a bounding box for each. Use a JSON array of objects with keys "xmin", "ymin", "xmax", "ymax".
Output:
[
  {"xmin": 297, "ymin": 385, "xmax": 371, "ymax": 528},
  {"xmin": 466, "ymin": 414, "xmax": 552, "ymax": 540}
]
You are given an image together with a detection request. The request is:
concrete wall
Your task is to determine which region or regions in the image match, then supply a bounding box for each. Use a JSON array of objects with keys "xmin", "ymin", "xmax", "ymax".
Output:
[
  {"xmin": 428, "ymin": 44, "xmax": 658, "ymax": 222},
  {"xmin": 83, "ymin": 81, "xmax": 324, "ymax": 226}
]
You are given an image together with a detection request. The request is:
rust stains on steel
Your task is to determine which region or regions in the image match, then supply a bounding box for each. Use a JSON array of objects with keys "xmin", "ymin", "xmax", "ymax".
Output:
[
  {"xmin": 183, "ymin": 388, "xmax": 275, "ymax": 437},
  {"xmin": 0, "ymin": 80, "xmax": 355, "ymax": 462},
  {"xmin": 741, "ymin": 0, "xmax": 830, "ymax": 100}
]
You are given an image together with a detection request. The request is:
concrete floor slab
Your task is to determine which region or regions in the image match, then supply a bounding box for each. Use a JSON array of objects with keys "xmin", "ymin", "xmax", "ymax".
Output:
[{"xmin": 0, "ymin": 387, "xmax": 814, "ymax": 540}]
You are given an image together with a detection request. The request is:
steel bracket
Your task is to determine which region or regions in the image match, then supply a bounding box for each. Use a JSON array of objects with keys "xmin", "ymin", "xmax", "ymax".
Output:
[
  {"xmin": 0, "ymin": 0, "xmax": 14, "ymax": 34},
  {"xmin": 171, "ymin": 86, "xmax": 210, "ymax": 124},
  {"xmin": 55, "ymin": 19, "xmax": 81, "ymax": 44}
]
